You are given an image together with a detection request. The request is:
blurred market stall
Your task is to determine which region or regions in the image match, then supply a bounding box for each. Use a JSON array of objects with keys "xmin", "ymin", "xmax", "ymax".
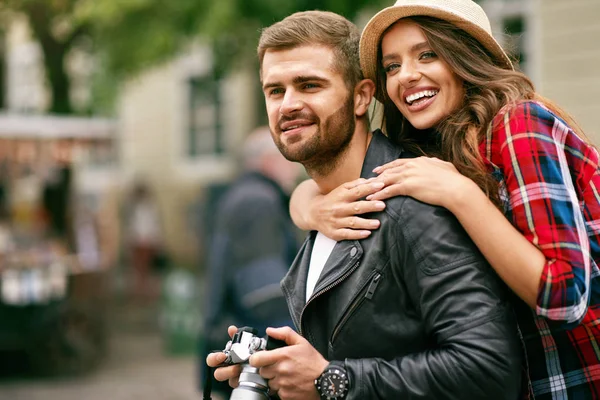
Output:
[{"xmin": 0, "ymin": 113, "xmax": 119, "ymax": 375}]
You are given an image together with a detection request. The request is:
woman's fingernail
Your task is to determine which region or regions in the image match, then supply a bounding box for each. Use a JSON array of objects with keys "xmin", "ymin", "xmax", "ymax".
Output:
[
  {"xmin": 371, "ymin": 182, "xmax": 384, "ymax": 189},
  {"xmin": 375, "ymin": 201, "xmax": 385, "ymax": 209},
  {"xmin": 360, "ymin": 231, "xmax": 371, "ymax": 237},
  {"xmin": 369, "ymin": 220, "xmax": 380, "ymax": 228},
  {"xmin": 366, "ymin": 195, "xmax": 374, "ymax": 200}
]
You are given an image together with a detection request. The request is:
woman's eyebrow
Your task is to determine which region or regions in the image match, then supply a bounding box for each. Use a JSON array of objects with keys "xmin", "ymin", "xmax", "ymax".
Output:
[{"xmin": 381, "ymin": 41, "xmax": 430, "ymax": 63}]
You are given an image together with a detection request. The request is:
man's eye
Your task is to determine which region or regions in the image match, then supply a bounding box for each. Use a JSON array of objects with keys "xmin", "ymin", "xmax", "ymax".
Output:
[
  {"xmin": 303, "ymin": 83, "xmax": 319, "ymax": 89},
  {"xmin": 269, "ymin": 88, "xmax": 284, "ymax": 95},
  {"xmin": 384, "ymin": 63, "xmax": 400, "ymax": 74}
]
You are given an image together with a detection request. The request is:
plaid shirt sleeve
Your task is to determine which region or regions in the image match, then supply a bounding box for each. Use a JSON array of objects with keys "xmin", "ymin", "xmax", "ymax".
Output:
[{"xmin": 487, "ymin": 101, "xmax": 598, "ymax": 327}]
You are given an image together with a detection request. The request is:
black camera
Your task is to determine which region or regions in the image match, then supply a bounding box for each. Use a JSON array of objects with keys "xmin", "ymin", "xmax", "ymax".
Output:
[{"xmin": 220, "ymin": 326, "xmax": 286, "ymax": 400}]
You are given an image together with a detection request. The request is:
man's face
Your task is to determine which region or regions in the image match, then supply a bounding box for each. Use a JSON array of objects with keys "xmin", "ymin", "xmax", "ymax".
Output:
[{"xmin": 261, "ymin": 45, "xmax": 356, "ymax": 167}]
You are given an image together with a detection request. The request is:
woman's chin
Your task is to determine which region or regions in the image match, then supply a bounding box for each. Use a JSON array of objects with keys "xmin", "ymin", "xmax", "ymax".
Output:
[{"xmin": 407, "ymin": 119, "xmax": 438, "ymax": 131}]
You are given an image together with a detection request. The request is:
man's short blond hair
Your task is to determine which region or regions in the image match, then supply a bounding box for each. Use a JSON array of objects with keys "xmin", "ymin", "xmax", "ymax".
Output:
[{"xmin": 257, "ymin": 11, "xmax": 363, "ymax": 90}]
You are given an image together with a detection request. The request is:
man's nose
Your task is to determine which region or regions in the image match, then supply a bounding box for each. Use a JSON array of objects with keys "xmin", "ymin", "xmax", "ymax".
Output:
[{"xmin": 280, "ymin": 90, "xmax": 303, "ymax": 115}]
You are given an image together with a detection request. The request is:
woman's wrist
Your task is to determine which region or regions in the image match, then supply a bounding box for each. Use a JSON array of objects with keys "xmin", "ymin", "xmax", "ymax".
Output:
[
  {"xmin": 445, "ymin": 176, "xmax": 482, "ymax": 214},
  {"xmin": 306, "ymin": 194, "xmax": 323, "ymax": 231}
]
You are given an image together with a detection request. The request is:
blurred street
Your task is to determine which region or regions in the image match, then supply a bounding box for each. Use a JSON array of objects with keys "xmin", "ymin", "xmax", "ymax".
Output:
[{"xmin": 0, "ymin": 300, "xmax": 210, "ymax": 400}]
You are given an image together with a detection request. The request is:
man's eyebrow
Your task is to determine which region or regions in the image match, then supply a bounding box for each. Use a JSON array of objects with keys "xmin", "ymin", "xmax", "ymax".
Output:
[
  {"xmin": 293, "ymin": 75, "xmax": 329, "ymax": 84},
  {"xmin": 263, "ymin": 75, "xmax": 329, "ymax": 91},
  {"xmin": 262, "ymin": 81, "xmax": 281, "ymax": 91},
  {"xmin": 381, "ymin": 41, "xmax": 430, "ymax": 63}
]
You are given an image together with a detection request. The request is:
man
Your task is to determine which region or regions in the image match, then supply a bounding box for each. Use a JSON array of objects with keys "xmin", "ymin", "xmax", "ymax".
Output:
[
  {"xmin": 201, "ymin": 127, "xmax": 301, "ymax": 396},
  {"xmin": 207, "ymin": 11, "xmax": 521, "ymax": 400}
]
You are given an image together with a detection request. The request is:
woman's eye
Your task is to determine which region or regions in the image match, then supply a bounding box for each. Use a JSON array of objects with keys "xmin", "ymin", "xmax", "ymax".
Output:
[
  {"xmin": 384, "ymin": 63, "xmax": 400, "ymax": 74},
  {"xmin": 420, "ymin": 51, "xmax": 437, "ymax": 60}
]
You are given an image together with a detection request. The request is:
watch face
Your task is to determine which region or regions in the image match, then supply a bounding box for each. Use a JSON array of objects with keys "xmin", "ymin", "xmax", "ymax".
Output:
[{"xmin": 317, "ymin": 368, "xmax": 349, "ymax": 399}]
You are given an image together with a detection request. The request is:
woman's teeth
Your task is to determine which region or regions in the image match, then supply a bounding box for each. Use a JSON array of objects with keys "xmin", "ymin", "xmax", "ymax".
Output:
[{"xmin": 406, "ymin": 90, "xmax": 438, "ymax": 105}]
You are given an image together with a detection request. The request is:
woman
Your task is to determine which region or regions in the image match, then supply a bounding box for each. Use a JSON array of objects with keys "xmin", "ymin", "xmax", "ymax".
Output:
[{"xmin": 290, "ymin": 0, "xmax": 600, "ymax": 398}]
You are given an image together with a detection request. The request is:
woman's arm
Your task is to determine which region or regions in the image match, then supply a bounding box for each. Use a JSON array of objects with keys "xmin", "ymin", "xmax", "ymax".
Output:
[
  {"xmin": 485, "ymin": 101, "xmax": 596, "ymax": 326},
  {"xmin": 449, "ymin": 177, "xmax": 545, "ymax": 308},
  {"xmin": 289, "ymin": 179, "xmax": 321, "ymax": 231},
  {"xmin": 289, "ymin": 178, "xmax": 386, "ymax": 240}
]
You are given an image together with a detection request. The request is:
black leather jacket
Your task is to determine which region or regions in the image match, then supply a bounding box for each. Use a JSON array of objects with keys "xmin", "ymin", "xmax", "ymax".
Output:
[{"xmin": 281, "ymin": 131, "xmax": 522, "ymax": 400}]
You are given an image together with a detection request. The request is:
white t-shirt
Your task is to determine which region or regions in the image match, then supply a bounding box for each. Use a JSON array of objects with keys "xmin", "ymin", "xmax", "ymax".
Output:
[{"xmin": 306, "ymin": 232, "xmax": 337, "ymax": 302}]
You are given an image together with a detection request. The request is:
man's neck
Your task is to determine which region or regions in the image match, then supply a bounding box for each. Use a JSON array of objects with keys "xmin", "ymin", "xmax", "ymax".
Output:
[{"xmin": 309, "ymin": 121, "xmax": 372, "ymax": 195}]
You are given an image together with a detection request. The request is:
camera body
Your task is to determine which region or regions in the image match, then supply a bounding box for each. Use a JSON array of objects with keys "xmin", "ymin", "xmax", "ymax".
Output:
[{"xmin": 220, "ymin": 327, "xmax": 286, "ymax": 400}]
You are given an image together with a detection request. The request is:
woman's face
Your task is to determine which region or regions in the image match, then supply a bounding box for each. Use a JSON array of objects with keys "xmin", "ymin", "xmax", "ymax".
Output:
[{"xmin": 381, "ymin": 19, "xmax": 464, "ymax": 130}]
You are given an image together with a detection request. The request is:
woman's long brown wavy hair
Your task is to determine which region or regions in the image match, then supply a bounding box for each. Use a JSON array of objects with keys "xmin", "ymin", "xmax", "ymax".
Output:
[{"xmin": 376, "ymin": 16, "xmax": 587, "ymax": 208}]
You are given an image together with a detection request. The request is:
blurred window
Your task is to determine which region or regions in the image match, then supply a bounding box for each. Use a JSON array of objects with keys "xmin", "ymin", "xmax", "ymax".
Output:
[
  {"xmin": 502, "ymin": 15, "xmax": 528, "ymax": 73},
  {"xmin": 0, "ymin": 27, "xmax": 5, "ymax": 109},
  {"xmin": 188, "ymin": 75, "xmax": 223, "ymax": 157},
  {"xmin": 478, "ymin": 0, "xmax": 533, "ymax": 76}
]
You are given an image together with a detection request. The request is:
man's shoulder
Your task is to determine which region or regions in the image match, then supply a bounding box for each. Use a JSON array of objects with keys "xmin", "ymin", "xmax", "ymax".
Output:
[
  {"xmin": 382, "ymin": 193, "xmax": 441, "ymax": 222},
  {"xmin": 381, "ymin": 196, "xmax": 484, "ymax": 273}
]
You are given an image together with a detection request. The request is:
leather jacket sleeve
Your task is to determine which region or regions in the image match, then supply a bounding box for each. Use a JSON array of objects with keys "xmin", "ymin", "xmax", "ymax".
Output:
[{"xmin": 344, "ymin": 201, "xmax": 522, "ymax": 400}]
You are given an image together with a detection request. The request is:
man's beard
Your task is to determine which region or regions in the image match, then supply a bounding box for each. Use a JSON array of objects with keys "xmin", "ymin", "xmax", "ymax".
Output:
[{"xmin": 273, "ymin": 94, "xmax": 356, "ymax": 177}]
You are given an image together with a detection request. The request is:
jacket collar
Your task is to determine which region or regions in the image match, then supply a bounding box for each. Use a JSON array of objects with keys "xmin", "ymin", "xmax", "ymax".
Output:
[
  {"xmin": 281, "ymin": 234, "xmax": 364, "ymax": 334},
  {"xmin": 360, "ymin": 129, "xmax": 406, "ymax": 179},
  {"xmin": 281, "ymin": 130, "xmax": 405, "ymax": 333}
]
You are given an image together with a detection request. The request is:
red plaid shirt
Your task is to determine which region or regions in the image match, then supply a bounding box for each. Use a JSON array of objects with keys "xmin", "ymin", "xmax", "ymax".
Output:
[{"xmin": 481, "ymin": 101, "xmax": 600, "ymax": 399}]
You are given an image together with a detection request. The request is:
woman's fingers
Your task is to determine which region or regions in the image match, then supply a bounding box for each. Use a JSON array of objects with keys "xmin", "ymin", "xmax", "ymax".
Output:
[
  {"xmin": 339, "ymin": 180, "xmax": 385, "ymax": 202},
  {"xmin": 373, "ymin": 158, "xmax": 412, "ymax": 173},
  {"xmin": 331, "ymin": 200, "xmax": 385, "ymax": 217},
  {"xmin": 367, "ymin": 183, "xmax": 407, "ymax": 201},
  {"xmin": 339, "ymin": 215, "xmax": 380, "ymax": 230},
  {"xmin": 342, "ymin": 177, "xmax": 368, "ymax": 189},
  {"xmin": 330, "ymin": 228, "xmax": 373, "ymax": 241},
  {"xmin": 324, "ymin": 216, "xmax": 378, "ymax": 240}
]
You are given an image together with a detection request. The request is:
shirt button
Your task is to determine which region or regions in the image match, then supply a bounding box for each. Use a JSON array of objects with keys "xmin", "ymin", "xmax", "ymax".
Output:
[{"xmin": 350, "ymin": 247, "xmax": 357, "ymax": 257}]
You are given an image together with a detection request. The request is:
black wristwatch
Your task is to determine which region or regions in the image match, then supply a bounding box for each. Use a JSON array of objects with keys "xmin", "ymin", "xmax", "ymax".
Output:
[{"xmin": 315, "ymin": 361, "xmax": 350, "ymax": 400}]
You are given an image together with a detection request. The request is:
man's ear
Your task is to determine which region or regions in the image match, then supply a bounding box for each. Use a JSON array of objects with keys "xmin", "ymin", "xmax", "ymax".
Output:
[{"xmin": 354, "ymin": 79, "xmax": 376, "ymax": 117}]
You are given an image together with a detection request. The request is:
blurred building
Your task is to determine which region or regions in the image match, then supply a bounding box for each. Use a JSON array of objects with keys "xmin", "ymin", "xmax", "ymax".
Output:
[
  {"xmin": 2, "ymin": 0, "xmax": 599, "ymax": 267},
  {"xmin": 478, "ymin": 0, "xmax": 600, "ymax": 139},
  {"xmin": 117, "ymin": 45, "xmax": 259, "ymax": 265}
]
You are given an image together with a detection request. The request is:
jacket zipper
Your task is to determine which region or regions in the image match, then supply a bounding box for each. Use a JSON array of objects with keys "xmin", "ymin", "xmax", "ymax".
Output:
[
  {"xmin": 331, "ymin": 272, "xmax": 381, "ymax": 343},
  {"xmin": 299, "ymin": 261, "xmax": 361, "ymax": 336}
]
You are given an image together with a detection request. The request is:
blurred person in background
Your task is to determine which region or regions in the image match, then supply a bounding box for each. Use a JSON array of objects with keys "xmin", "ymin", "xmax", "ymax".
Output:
[
  {"xmin": 124, "ymin": 181, "xmax": 164, "ymax": 304},
  {"xmin": 199, "ymin": 126, "xmax": 301, "ymax": 397}
]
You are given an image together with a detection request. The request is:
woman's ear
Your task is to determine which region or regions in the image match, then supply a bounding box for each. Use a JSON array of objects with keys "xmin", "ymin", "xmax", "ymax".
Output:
[{"xmin": 354, "ymin": 79, "xmax": 376, "ymax": 117}]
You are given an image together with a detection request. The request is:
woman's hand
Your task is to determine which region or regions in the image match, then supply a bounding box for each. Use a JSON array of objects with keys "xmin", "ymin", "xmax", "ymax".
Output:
[
  {"xmin": 369, "ymin": 157, "xmax": 473, "ymax": 211},
  {"xmin": 308, "ymin": 178, "xmax": 387, "ymax": 241}
]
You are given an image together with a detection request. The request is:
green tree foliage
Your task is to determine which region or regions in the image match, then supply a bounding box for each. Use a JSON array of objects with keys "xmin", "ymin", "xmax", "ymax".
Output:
[
  {"xmin": 1, "ymin": 0, "xmax": 88, "ymax": 114},
  {"xmin": 1, "ymin": 0, "xmax": 390, "ymax": 114},
  {"xmin": 80, "ymin": 0, "xmax": 389, "ymax": 78}
]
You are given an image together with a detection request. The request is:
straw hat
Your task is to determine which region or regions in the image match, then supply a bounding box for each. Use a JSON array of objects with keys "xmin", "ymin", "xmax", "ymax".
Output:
[{"xmin": 360, "ymin": 0, "xmax": 513, "ymax": 100}]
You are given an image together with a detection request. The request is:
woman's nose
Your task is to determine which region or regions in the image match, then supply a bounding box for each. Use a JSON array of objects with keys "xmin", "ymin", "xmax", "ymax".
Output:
[{"xmin": 398, "ymin": 62, "xmax": 421, "ymax": 87}]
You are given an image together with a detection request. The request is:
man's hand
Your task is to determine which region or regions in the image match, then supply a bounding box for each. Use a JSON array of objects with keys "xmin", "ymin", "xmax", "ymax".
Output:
[
  {"xmin": 205, "ymin": 325, "xmax": 242, "ymax": 389},
  {"xmin": 250, "ymin": 326, "xmax": 329, "ymax": 400}
]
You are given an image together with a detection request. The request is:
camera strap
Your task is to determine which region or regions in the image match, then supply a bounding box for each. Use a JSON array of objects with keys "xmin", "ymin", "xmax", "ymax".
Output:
[{"xmin": 203, "ymin": 365, "xmax": 214, "ymax": 400}]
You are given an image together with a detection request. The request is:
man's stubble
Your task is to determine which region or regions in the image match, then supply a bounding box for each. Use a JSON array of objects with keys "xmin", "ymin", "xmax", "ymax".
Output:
[{"xmin": 273, "ymin": 93, "xmax": 356, "ymax": 178}]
